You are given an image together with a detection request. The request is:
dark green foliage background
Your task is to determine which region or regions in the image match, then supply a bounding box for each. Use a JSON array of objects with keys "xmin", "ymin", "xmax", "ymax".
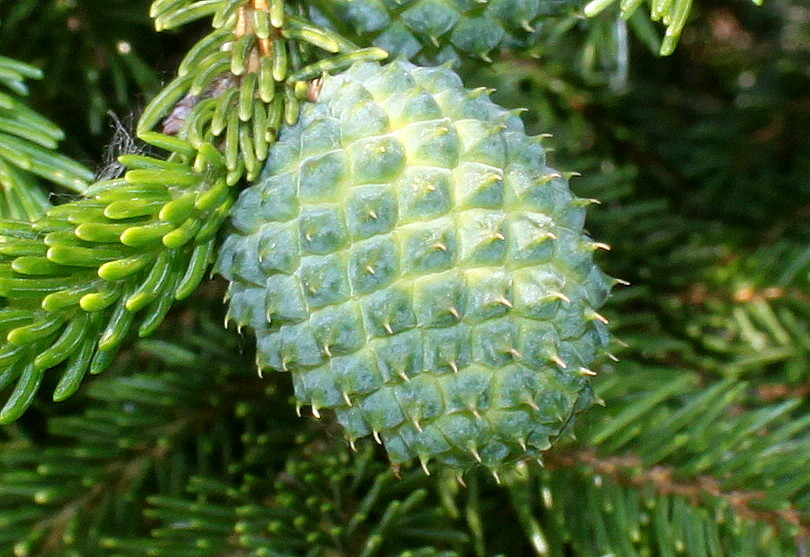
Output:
[{"xmin": 0, "ymin": 0, "xmax": 807, "ymax": 555}]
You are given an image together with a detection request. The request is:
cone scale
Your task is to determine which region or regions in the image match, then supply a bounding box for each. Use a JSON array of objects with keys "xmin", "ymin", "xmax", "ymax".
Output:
[{"xmin": 218, "ymin": 60, "xmax": 612, "ymax": 472}]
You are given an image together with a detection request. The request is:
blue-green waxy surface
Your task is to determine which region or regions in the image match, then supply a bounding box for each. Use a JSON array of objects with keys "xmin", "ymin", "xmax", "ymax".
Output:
[
  {"xmin": 218, "ymin": 60, "xmax": 612, "ymax": 472},
  {"xmin": 308, "ymin": 0, "xmax": 574, "ymax": 66}
]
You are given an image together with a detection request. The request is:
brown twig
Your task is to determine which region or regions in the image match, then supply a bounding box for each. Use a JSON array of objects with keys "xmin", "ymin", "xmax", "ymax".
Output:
[
  {"xmin": 547, "ymin": 448, "xmax": 807, "ymax": 537},
  {"xmin": 235, "ymin": 0, "xmax": 275, "ymax": 69},
  {"xmin": 756, "ymin": 382, "xmax": 810, "ymax": 403}
]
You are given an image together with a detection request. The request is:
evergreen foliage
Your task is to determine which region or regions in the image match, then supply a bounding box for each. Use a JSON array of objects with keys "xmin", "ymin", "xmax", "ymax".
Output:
[
  {"xmin": 0, "ymin": 0, "xmax": 807, "ymax": 555},
  {"xmin": 0, "ymin": 0, "xmax": 387, "ymax": 423},
  {"xmin": 0, "ymin": 54, "xmax": 92, "ymax": 217},
  {"xmin": 0, "ymin": 0, "xmax": 167, "ymax": 157}
]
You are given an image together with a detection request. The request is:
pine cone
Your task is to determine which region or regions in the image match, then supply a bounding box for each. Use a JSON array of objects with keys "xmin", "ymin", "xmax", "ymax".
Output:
[
  {"xmin": 218, "ymin": 60, "xmax": 612, "ymax": 472},
  {"xmin": 307, "ymin": 0, "xmax": 576, "ymax": 65}
]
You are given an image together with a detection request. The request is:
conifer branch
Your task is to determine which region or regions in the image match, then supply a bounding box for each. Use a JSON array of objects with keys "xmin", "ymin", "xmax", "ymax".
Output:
[
  {"xmin": 0, "ymin": 0, "xmax": 162, "ymax": 137},
  {"xmin": 549, "ymin": 449, "xmax": 807, "ymax": 537},
  {"xmin": 105, "ymin": 445, "xmax": 473, "ymax": 556},
  {"xmin": 0, "ymin": 306, "xmax": 271, "ymax": 555},
  {"xmin": 0, "ymin": 140, "xmax": 228, "ymax": 422},
  {"xmin": 506, "ymin": 462, "xmax": 802, "ymax": 556},
  {"xmin": 583, "ymin": 0, "xmax": 766, "ymax": 55},
  {"xmin": 0, "ymin": 0, "xmax": 387, "ymax": 422},
  {"xmin": 0, "ymin": 55, "xmax": 93, "ymax": 219}
]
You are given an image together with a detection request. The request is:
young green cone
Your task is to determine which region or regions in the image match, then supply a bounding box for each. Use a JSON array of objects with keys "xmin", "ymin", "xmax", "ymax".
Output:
[
  {"xmin": 218, "ymin": 59, "xmax": 612, "ymax": 473},
  {"xmin": 307, "ymin": 0, "xmax": 572, "ymax": 65}
]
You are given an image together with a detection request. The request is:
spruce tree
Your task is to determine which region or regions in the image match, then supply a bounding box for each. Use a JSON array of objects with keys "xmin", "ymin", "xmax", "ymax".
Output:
[{"xmin": 0, "ymin": 0, "xmax": 807, "ymax": 555}]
